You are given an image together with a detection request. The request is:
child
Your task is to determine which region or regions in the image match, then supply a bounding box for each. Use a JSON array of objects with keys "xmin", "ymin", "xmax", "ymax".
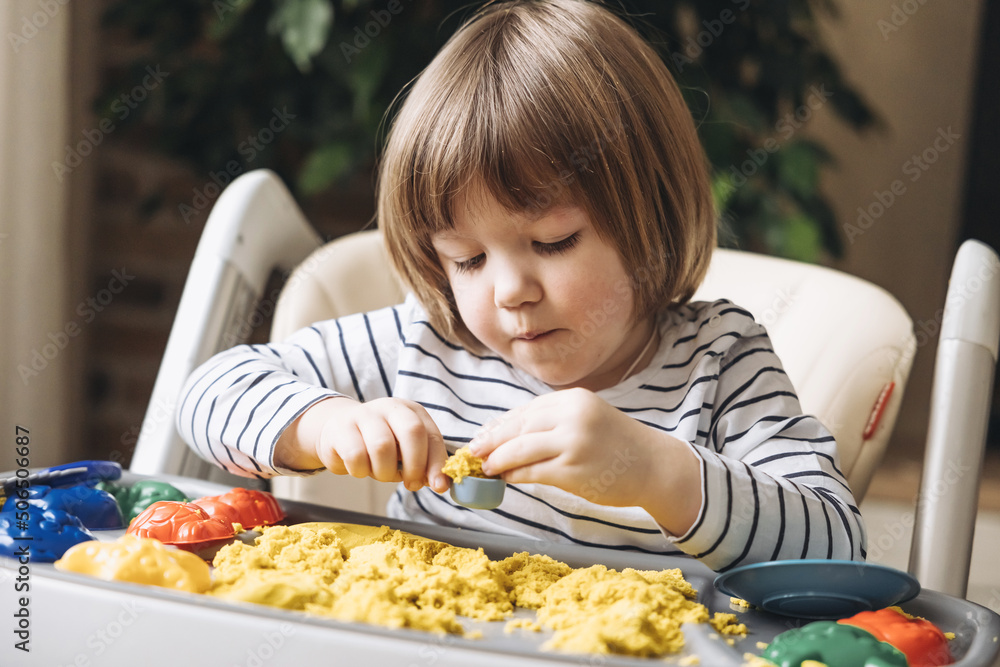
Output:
[{"xmin": 177, "ymin": 0, "xmax": 865, "ymax": 572}]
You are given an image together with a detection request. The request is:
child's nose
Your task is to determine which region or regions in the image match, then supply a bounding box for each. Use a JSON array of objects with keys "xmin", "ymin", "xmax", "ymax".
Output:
[{"xmin": 493, "ymin": 260, "xmax": 542, "ymax": 309}]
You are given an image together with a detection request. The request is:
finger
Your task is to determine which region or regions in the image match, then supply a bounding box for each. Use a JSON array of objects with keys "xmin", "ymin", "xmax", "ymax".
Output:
[
  {"xmin": 500, "ymin": 455, "xmax": 568, "ymax": 487},
  {"xmin": 317, "ymin": 447, "xmax": 348, "ymax": 476},
  {"xmin": 356, "ymin": 416, "xmax": 402, "ymax": 483},
  {"xmin": 480, "ymin": 432, "xmax": 562, "ymax": 477},
  {"xmin": 393, "ymin": 401, "xmax": 449, "ymax": 492},
  {"xmin": 414, "ymin": 412, "xmax": 449, "ymax": 493},
  {"xmin": 317, "ymin": 423, "xmax": 360, "ymax": 476},
  {"xmin": 385, "ymin": 406, "xmax": 429, "ymax": 491},
  {"xmin": 334, "ymin": 423, "xmax": 375, "ymax": 480},
  {"xmin": 468, "ymin": 408, "xmax": 528, "ymax": 458}
]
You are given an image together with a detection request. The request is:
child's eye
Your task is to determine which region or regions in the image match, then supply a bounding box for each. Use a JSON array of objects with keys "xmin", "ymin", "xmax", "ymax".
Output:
[
  {"xmin": 535, "ymin": 232, "xmax": 580, "ymax": 255},
  {"xmin": 453, "ymin": 254, "xmax": 485, "ymax": 274}
]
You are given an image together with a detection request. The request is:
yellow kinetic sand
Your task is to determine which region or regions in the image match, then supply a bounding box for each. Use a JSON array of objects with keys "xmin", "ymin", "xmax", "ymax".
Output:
[
  {"xmin": 441, "ymin": 445, "xmax": 490, "ymax": 483},
  {"xmin": 55, "ymin": 535, "xmax": 212, "ymax": 593},
  {"xmin": 207, "ymin": 522, "xmax": 745, "ymax": 656}
]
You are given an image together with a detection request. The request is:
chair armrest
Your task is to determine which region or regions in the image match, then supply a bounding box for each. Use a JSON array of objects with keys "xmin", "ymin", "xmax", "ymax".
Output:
[{"xmin": 909, "ymin": 239, "xmax": 1000, "ymax": 598}]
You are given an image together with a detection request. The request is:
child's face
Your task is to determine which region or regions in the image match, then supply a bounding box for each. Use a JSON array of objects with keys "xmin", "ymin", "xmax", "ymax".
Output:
[{"xmin": 431, "ymin": 191, "xmax": 654, "ymax": 392}]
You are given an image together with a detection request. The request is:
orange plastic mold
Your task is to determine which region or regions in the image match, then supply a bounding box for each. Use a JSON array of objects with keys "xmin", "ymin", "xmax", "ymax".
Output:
[
  {"xmin": 840, "ymin": 607, "xmax": 952, "ymax": 667},
  {"xmin": 126, "ymin": 501, "xmax": 237, "ymax": 551}
]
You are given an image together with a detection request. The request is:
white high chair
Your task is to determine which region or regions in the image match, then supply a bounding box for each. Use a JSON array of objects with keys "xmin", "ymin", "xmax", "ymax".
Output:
[{"xmin": 131, "ymin": 169, "xmax": 1000, "ymax": 600}]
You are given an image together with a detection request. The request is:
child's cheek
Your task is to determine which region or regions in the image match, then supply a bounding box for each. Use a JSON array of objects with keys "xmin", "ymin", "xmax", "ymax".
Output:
[{"xmin": 613, "ymin": 279, "xmax": 631, "ymax": 296}]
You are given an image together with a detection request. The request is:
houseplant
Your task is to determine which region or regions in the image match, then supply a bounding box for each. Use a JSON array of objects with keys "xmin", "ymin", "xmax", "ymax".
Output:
[{"xmin": 99, "ymin": 0, "xmax": 875, "ymax": 261}]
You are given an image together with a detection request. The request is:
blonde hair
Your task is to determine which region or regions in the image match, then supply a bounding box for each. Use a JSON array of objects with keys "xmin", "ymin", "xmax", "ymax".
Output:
[{"xmin": 379, "ymin": 0, "xmax": 715, "ymax": 347}]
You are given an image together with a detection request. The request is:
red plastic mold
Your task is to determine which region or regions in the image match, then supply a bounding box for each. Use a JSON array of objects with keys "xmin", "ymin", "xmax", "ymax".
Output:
[{"xmin": 191, "ymin": 488, "xmax": 284, "ymax": 529}]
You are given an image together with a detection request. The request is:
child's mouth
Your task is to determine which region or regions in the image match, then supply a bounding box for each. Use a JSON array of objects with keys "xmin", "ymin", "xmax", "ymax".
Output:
[{"xmin": 516, "ymin": 330, "xmax": 554, "ymax": 341}]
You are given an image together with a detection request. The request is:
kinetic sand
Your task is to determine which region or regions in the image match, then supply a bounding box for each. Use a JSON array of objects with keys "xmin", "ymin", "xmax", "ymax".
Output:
[
  {"xmin": 441, "ymin": 446, "xmax": 490, "ymax": 483},
  {"xmin": 208, "ymin": 522, "xmax": 746, "ymax": 657}
]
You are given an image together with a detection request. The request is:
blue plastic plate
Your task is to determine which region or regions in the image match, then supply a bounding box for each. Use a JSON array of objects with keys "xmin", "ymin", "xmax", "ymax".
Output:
[{"xmin": 714, "ymin": 559, "xmax": 921, "ymax": 620}]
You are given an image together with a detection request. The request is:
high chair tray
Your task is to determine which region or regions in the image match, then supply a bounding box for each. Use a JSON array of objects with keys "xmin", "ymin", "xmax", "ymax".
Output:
[{"xmin": 2, "ymin": 471, "xmax": 998, "ymax": 667}]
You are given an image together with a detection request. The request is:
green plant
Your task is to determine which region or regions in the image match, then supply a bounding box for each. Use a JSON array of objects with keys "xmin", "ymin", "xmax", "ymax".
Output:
[{"xmin": 99, "ymin": 0, "xmax": 875, "ymax": 261}]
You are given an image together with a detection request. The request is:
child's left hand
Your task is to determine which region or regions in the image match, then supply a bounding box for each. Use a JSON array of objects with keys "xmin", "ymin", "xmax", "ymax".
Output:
[{"xmin": 468, "ymin": 388, "xmax": 664, "ymax": 508}]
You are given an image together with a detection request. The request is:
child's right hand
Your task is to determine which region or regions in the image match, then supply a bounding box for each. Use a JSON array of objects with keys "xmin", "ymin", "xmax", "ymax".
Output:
[{"xmin": 274, "ymin": 397, "xmax": 451, "ymax": 493}]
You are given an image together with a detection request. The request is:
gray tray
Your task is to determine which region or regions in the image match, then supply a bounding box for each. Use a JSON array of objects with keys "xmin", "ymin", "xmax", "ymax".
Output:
[{"xmin": 2, "ymin": 471, "xmax": 998, "ymax": 667}]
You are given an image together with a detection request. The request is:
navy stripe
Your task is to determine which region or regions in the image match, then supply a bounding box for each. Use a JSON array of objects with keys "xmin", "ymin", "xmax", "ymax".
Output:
[
  {"xmin": 334, "ymin": 320, "xmax": 362, "ymax": 400},
  {"xmin": 690, "ymin": 463, "xmax": 734, "ymax": 560},
  {"xmin": 711, "ymin": 390, "xmax": 799, "ymax": 449},
  {"xmin": 798, "ymin": 488, "xmax": 811, "ymax": 559},
  {"xmin": 506, "ymin": 485, "xmax": 661, "ymax": 535},
  {"xmin": 363, "ymin": 313, "xmax": 392, "ymax": 396},
  {"xmin": 711, "ymin": 367, "xmax": 791, "ymax": 433},
  {"xmin": 815, "ymin": 486, "xmax": 855, "ymax": 559},
  {"xmin": 419, "ymin": 402, "xmax": 484, "ymax": 427},
  {"xmin": 259, "ymin": 386, "xmax": 313, "ymax": 471},
  {"xmin": 398, "ymin": 370, "xmax": 511, "ymax": 412},
  {"xmin": 718, "ymin": 342, "xmax": 772, "ymax": 374},
  {"xmin": 769, "ymin": 484, "xmax": 786, "ymax": 561},
  {"xmin": 676, "ymin": 451, "xmax": 711, "ymax": 545},
  {"xmin": 296, "ymin": 328, "xmax": 329, "ymax": 387},
  {"xmin": 783, "ymin": 469, "xmax": 852, "ymax": 494},
  {"xmin": 413, "ymin": 319, "xmax": 509, "ymax": 364},
  {"xmin": 661, "ymin": 336, "xmax": 734, "ymax": 370},
  {"xmin": 672, "ymin": 306, "xmax": 755, "ymax": 346},
  {"xmin": 720, "ymin": 415, "xmax": 789, "ymax": 446},
  {"xmin": 404, "ymin": 341, "xmax": 538, "ymax": 395},
  {"xmin": 717, "ymin": 463, "xmax": 761, "ymax": 573},
  {"xmin": 751, "ymin": 449, "xmax": 846, "ymax": 480},
  {"xmin": 243, "ymin": 380, "xmax": 296, "ymax": 460}
]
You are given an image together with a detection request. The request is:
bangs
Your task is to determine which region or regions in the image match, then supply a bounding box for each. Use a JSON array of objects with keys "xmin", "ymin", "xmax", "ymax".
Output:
[{"xmin": 394, "ymin": 5, "xmax": 626, "ymax": 233}]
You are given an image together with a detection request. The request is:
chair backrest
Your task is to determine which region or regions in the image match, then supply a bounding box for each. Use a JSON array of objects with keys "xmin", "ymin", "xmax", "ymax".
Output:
[{"xmin": 271, "ymin": 229, "xmax": 916, "ymax": 503}]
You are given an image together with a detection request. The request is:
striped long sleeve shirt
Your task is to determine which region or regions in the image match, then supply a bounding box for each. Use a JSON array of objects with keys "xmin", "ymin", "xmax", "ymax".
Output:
[{"xmin": 177, "ymin": 295, "xmax": 866, "ymax": 571}]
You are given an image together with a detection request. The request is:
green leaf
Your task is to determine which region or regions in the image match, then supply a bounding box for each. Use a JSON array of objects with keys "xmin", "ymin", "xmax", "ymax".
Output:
[
  {"xmin": 711, "ymin": 171, "xmax": 738, "ymax": 213},
  {"xmin": 208, "ymin": 0, "xmax": 255, "ymax": 41},
  {"xmin": 776, "ymin": 141, "xmax": 821, "ymax": 199},
  {"xmin": 347, "ymin": 39, "xmax": 390, "ymax": 123},
  {"xmin": 767, "ymin": 213, "xmax": 823, "ymax": 263},
  {"xmin": 298, "ymin": 143, "xmax": 353, "ymax": 195},
  {"xmin": 268, "ymin": 0, "xmax": 334, "ymax": 72}
]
